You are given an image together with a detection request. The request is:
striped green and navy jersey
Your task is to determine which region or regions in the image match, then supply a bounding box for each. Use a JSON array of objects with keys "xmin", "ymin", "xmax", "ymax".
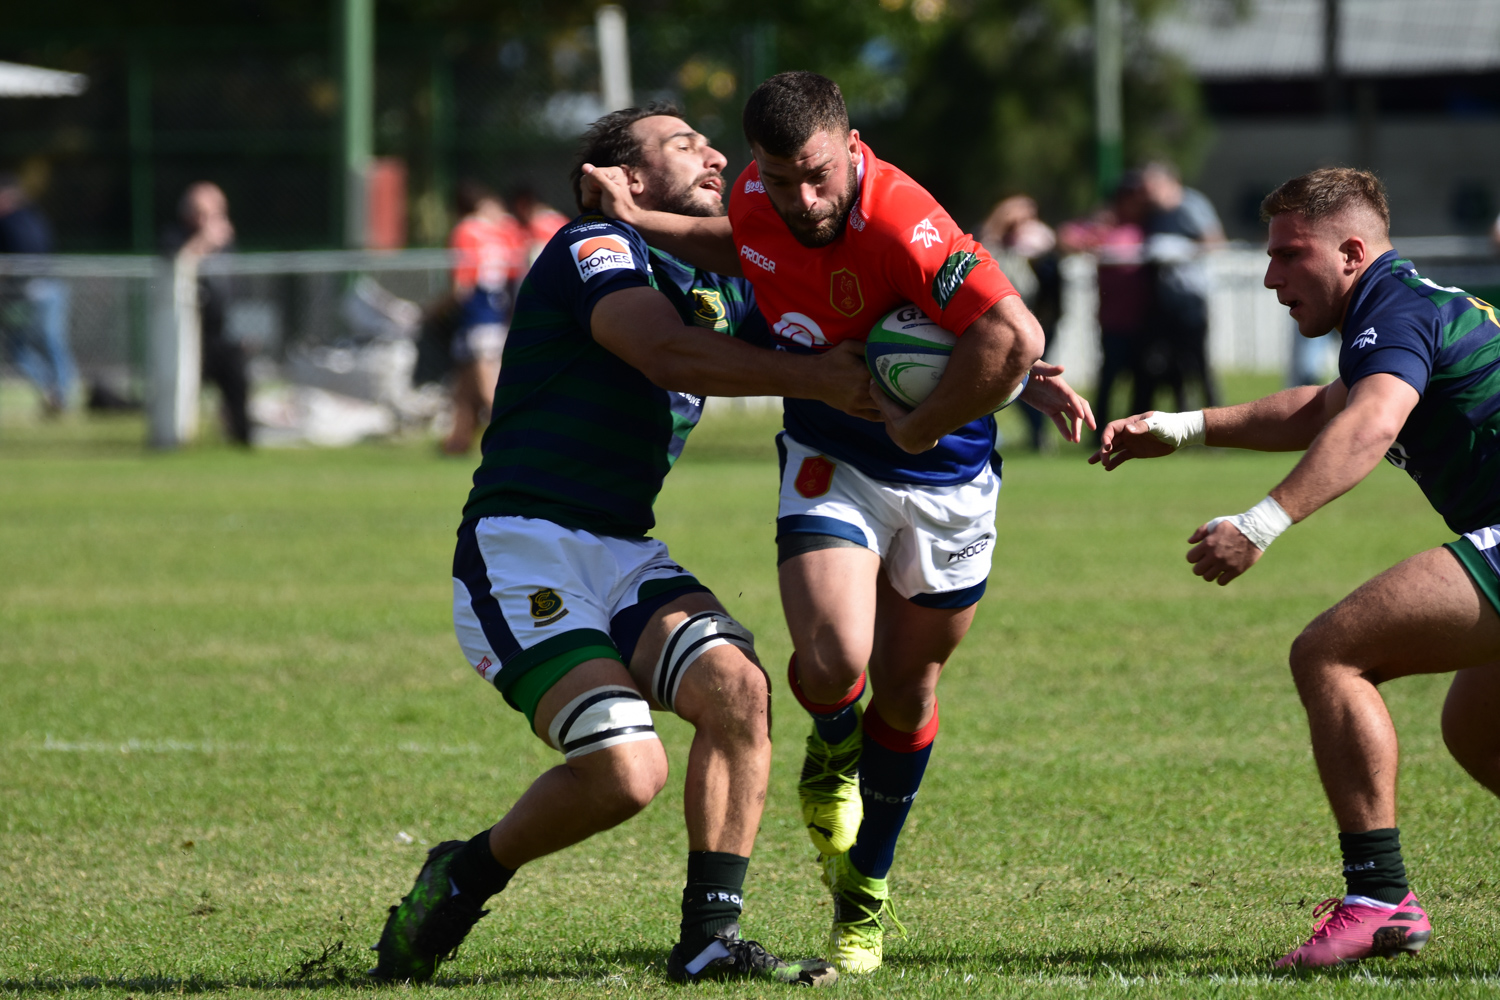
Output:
[
  {"xmin": 461, "ymin": 214, "xmax": 768, "ymax": 537},
  {"xmin": 1340, "ymin": 250, "xmax": 1500, "ymax": 533}
]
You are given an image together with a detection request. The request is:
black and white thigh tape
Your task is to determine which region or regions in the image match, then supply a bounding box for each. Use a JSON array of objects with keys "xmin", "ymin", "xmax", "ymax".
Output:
[
  {"xmin": 546, "ymin": 685, "xmax": 657, "ymax": 760},
  {"xmin": 652, "ymin": 611, "xmax": 756, "ymax": 714}
]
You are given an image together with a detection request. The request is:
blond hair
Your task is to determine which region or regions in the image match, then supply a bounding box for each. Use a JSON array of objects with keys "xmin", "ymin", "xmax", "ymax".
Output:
[{"xmin": 1259, "ymin": 168, "xmax": 1389, "ymax": 233}]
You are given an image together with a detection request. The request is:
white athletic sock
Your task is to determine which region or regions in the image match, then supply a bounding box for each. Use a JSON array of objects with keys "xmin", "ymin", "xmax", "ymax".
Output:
[
  {"xmin": 1343, "ymin": 894, "xmax": 1399, "ymax": 909},
  {"xmin": 684, "ymin": 938, "xmax": 733, "ymax": 974}
]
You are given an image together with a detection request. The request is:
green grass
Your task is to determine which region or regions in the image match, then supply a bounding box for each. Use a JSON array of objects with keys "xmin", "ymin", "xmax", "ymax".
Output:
[{"xmin": 3, "ymin": 379, "xmax": 1499, "ymax": 998}]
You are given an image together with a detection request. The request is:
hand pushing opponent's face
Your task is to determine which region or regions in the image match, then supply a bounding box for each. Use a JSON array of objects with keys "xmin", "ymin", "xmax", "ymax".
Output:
[
  {"xmin": 1264, "ymin": 209, "xmax": 1388, "ymax": 338},
  {"xmin": 753, "ymin": 129, "xmax": 861, "ymax": 248},
  {"xmin": 627, "ymin": 116, "xmax": 728, "ymax": 218}
]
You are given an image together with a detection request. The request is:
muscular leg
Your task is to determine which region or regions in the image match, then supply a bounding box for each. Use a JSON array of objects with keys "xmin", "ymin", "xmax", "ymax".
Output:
[
  {"xmin": 1288, "ymin": 546, "xmax": 1500, "ymax": 832},
  {"xmin": 780, "ymin": 546, "xmax": 880, "ymax": 704},
  {"xmin": 627, "ymin": 592, "xmax": 772, "ymax": 855},
  {"xmin": 1442, "ymin": 666, "xmax": 1500, "ymax": 796},
  {"xmin": 488, "ymin": 657, "xmax": 669, "ymax": 868},
  {"xmin": 866, "ymin": 570, "xmax": 976, "ymax": 731}
]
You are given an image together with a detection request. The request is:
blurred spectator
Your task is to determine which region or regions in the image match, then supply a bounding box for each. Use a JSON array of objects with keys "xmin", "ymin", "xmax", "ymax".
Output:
[
  {"xmin": 163, "ymin": 182, "xmax": 251, "ymax": 446},
  {"xmin": 0, "ymin": 173, "xmax": 75, "ymax": 415},
  {"xmin": 508, "ymin": 183, "xmax": 568, "ymax": 268},
  {"xmin": 1059, "ymin": 172, "xmax": 1151, "ymax": 438},
  {"xmin": 980, "ymin": 194, "xmax": 1060, "ymax": 450},
  {"xmin": 1139, "ymin": 161, "xmax": 1224, "ymax": 410},
  {"xmin": 442, "ymin": 179, "xmax": 525, "ymax": 454}
]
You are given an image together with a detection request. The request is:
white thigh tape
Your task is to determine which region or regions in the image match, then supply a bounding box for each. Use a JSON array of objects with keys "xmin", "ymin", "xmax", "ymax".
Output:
[
  {"xmin": 652, "ymin": 611, "xmax": 756, "ymax": 713},
  {"xmin": 547, "ymin": 685, "xmax": 656, "ymax": 760}
]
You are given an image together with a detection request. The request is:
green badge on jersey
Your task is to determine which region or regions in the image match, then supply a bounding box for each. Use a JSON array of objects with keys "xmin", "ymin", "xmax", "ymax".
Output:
[{"xmin": 932, "ymin": 251, "xmax": 979, "ymax": 309}]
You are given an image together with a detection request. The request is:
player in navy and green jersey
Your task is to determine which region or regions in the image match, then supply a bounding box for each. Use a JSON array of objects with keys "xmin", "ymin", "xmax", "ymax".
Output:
[
  {"xmin": 461, "ymin": 222, "xmax": 769, "ymax": 537},
  {"xmin": 369, "ymin": 105, "xmax": 876, "ymax": 988},
  {"xmin": 1091, "ymin": 168, "xmax": 1500, "ymax": 968}
]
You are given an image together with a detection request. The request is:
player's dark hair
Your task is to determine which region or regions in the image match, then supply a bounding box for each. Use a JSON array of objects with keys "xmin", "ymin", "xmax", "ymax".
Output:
[
  {"xmin": 1260, "ymin": 168, "xmax": 1390, "ymax": 232},
  {"xmin": 455, "ymin": 178, "xmax": 498, "ymax": 217},
  {"xmin": 569, "ymin": 101, "xmax": 683, "ymax": 213},
  {"xmin": 742, "ymin": 71, "xmax": 850, "ymax": 158}
]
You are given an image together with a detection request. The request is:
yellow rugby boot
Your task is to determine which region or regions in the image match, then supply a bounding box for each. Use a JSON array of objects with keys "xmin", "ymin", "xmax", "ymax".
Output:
[
  {"xmin": 821, "ymin": 850, "xmax": 906, "ymax": 974},
  {"xmin": 797, "ymin": 707, "xmax": 863, "ymax": 856}
]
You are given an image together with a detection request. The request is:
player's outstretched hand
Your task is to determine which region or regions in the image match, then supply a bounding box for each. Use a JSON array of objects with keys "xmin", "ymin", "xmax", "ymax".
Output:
[
  {"xmin": 818, "ymin": 340, "xmax": 885, "ymax": 421},
  {"xmin": 1019, "ymin": 362, "xmax": 1096, "ymax": 444},
  {"xmin": 1089, "ymin": 411, "xmax": 1178, "ymax": 470},
  {"xmin": 1185, "ymin": 519, "xmax": 1262, "ymax": 586},
  {"xmin": 580, "ymin": 164, "xmax": 641, "ymax": 223}
]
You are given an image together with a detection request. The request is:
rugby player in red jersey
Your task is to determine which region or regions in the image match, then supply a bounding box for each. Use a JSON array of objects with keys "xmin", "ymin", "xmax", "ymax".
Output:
[{"xmin": 586, "ymin": 72, "xmax": 1093, "ymax": 973}]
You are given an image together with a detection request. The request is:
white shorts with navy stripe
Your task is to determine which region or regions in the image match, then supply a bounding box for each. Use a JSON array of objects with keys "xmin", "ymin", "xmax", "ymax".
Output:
[
  {"xmin": 452, "ymin": 515, "xmax": 708, "ymax": 707},
  {"xmin": 775, "ymin": 432, "xmax": 998, "ymax": 608}
]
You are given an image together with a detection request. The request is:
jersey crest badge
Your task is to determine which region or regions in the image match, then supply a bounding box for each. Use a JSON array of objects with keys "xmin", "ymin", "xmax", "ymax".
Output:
[
  {"xmin": 529, "ymin": 588, "xmax": 570, "ymax": 626},
  {"xmin": 691, "ymin": 288, "xmax": 728, "ymax": 331},
  {"xmin": 570, "ymin": 234, "xmax": 634, "ymax": 282},
  {"xmin": 932, "ymin": 251, "xmax": 980, "ymax": 309},
  {"xmin": 830, "ymin": 268, "xmax": 864, "ymax": 317},
  {"xmin": 794, "ymin": 456, "xmax": 836, "ymax": 498},
  {"xmin": 1353, "ymin": 327, "xmax": 1378, "ymax": 349},
  {"xmin": 910, "ymin": 218, "xmax": 941, "ymax": 249}
]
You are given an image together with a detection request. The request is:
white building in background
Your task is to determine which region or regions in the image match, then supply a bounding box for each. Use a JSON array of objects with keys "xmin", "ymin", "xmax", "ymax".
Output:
[{"xmin": 1156, "ymin": 0, "xmax": 1500, "ymax": 238}]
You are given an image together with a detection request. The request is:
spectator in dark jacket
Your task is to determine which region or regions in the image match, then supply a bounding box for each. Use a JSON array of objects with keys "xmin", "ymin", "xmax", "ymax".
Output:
[{"xmin": 0, "ymin": 174, "xmax": 75, "ymax": 414}]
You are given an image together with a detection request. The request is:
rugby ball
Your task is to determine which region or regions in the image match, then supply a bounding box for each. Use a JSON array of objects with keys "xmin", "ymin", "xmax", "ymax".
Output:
[{"xmin": 865, "ymin": 304, "xmax": 1027, "ymax": 411}]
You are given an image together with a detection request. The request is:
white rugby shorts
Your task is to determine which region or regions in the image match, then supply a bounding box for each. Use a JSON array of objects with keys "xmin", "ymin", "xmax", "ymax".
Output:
[
  {"xmin": 775, "ymin": 432, "xmax": 998, "ymax": 607},
  {"xmin": 452, "ymin": 515, "xmax": 707, "ymax": 704}
]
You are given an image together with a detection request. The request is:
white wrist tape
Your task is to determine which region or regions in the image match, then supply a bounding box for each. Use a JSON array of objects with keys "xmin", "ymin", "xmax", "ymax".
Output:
[
  {"xmin": 1205, "ymin": 496, "xmax": 1293, "ymax": 552},
  {"xmin": 1143, "ymin": 410, "xmax": 1206, "ymax": 449}
]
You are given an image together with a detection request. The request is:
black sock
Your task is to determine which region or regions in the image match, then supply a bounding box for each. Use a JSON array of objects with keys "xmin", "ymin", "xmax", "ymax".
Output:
[
  {"xmin": 679, "ymin": 851, "xmax": 748, "ymax": 955},
  {"xmin": 448, "ymin": 830, "xmax": 516, "ymax": 902},
  {"xmin": 1340, "ymin": 827, "xmax": 1409, "ymax": 905}
]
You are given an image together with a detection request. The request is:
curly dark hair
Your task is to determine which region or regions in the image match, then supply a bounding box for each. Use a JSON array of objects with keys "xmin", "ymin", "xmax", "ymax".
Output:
[{"xmin": 569, "ymin": 101, "xmax": 683, "ymax": 213}]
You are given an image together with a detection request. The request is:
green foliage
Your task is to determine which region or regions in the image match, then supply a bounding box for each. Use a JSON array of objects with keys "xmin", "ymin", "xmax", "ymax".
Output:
[{"xmin": 862, "ymin": 0, "xmax": 1209, "ymax": 226}]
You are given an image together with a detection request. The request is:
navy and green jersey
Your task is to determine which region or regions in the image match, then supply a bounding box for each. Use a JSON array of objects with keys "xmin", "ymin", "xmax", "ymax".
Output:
[
  {"xmin": 1339, "ymin": 250, "xmax": 1500, "ymax": 533},
  {"xmin": 461, "ymin": 213, "xmax": 767, "ymax": 537}
]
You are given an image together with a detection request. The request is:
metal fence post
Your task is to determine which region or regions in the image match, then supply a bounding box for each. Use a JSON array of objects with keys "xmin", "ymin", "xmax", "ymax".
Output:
[{"xmin": 148, "ymin": 253, "xmax": 201, "ymax": 448}]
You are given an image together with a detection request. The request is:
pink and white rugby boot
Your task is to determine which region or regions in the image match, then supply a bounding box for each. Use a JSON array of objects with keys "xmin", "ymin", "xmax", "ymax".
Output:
[{"xmin": 1275, "ymin": 892, "xmax": 1432, "ymax": 968}]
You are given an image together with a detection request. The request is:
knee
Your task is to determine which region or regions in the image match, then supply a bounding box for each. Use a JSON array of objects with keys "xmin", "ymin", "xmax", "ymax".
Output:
[
  {"xmin": 797, "ymin": 637, "xmax": 867, "ymax": 700},
  {"xmin": 1288, "ymin": 621, "xmax": 1335, "ymax": 698},
  {"xmin": 578, "ymin": 740, "xmax": 669, "ymax": 819},
  {"xmin": 680, "ymin": 652, "xmax": 771, "ymax": 744}
]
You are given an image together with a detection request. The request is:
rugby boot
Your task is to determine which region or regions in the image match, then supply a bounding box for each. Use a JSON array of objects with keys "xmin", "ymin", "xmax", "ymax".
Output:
[
  {"xmin": 822, "ymin": 850, "xmax": 906, "ymax": 974},
  {"xmin": 1274, "ymin": 892, "xmax": 1432, "ymax": 968},
  {"xmin": 798, "ymin": 707, "xmax": 863, "ymax": 856},
  {"xmin": 368, "ymin": 840, "xmax": 490, "ymax": 982},
  {"xmin": 666, "ymin": 924, "xmax": 838, "ymax": 986}
]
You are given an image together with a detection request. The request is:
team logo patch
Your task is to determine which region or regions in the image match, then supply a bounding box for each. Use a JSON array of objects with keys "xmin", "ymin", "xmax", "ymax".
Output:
[
  {"xmin": 910, "ymin": 218, "xmax": 941, "ymax": 249},
  {"xmin": 529, "ymin": 588, "xmax": 570, "ymax": 626},
  {"xmin": 570, "ymin": 234, "xmax": 634, "ymax": 282},
  {"xmin": 849, "ymin": 203, "xmax": 866, "ymax": 232},
  {"xmin": 691, "ymin": 288, "xmax": 728, "ymax": 331},
  {"xmin": 1353, "ymin": 327, "xmax": 1378, "ymax": 349},
  {"xmin": 794, "ymin": 455, "xmax": 835, "ymax": 498},
  {"xmin": 773, "ymin": 312, "xmax": 828, "ymax": 347},
  {"xmin": 830, "ymin": 268, "xmax": 864, "ymax": 317},
  {"xmin": 932, "ymin": 251, "xmax": 980, "ymax": 309},
  {"xmin": 744, "ymin": 179, "xmax": 765, "ymax": 194},
  {"xmin": 474, "ymin": 654, "xmax": 493, "ymax": 678}
]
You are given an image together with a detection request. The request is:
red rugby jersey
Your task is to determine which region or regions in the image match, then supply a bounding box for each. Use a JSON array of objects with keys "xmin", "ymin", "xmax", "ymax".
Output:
[{"xmin": 727, "ymin": 140, "xmax": 1016, "ymax": 351}]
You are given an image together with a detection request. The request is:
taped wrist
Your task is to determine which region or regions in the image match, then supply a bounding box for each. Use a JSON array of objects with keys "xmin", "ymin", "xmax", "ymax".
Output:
[
  {"xmin": 1205, "ymin": 495, "xmax": 1292, "ymax": 551},
  {"xmin": 1143, "ymin": 410, "xmax": 1206, "ymax": 449}
]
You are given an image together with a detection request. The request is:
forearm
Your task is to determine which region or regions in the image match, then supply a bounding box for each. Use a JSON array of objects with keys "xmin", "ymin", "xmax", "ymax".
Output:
[
  {"xmin": 620, "ymin": 211, "xmax": 741, "ymax": 276},
  {"xmin": 900, "ymin": 297, "xmax": 1042, "ymax": 442},
  {"xmin": 1267, "ymin": 410, "xmax": 1395, "ymax": 522},
  {"xmin": 646, "ymin": 336, "xmax": 825, "ymax": 399},
  {"xmin": 1204, "ymin": 385, "xmax": 1331, "ymax": 451}
]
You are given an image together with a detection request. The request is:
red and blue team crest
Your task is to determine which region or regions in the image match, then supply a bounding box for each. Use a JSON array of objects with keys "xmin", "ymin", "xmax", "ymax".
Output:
[
  {"xmin": 830, "ymin": 268, "xmax": 864, "ymax": 317},
  {"xmin": 794, "ymin": 456, "xmax": 836, "ymax": 498}
]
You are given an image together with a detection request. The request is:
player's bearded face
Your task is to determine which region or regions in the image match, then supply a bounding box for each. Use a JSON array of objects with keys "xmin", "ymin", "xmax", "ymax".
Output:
[
  {"xmin": 644, "ymin": 167, "xmax": 727, "ymax": 219},
  {"xmin": 777, "ymin": 153, "xmax": 859, "ymax": 249}
]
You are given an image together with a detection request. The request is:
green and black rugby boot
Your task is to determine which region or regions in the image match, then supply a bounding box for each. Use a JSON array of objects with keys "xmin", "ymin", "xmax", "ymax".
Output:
[
  {"xmin": 798, "ymin": 706, "xmax": 863, "ymax": 856},
  {"xmin": 822, "ymin": 850, "xmax": 906, "ymax": 974},
  {"xmin": 368, "ymin": 840, "xmax": 490, "ymax": 982},
  {"xmin": 667, "ymin": 924, "xmax": 837, "ymax": 986}
]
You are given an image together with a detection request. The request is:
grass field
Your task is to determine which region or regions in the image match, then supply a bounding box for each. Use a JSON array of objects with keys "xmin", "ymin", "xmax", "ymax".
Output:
[{"xmin": 3, "ymin": 382, "xmax": 1499, "ymax": 998}]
